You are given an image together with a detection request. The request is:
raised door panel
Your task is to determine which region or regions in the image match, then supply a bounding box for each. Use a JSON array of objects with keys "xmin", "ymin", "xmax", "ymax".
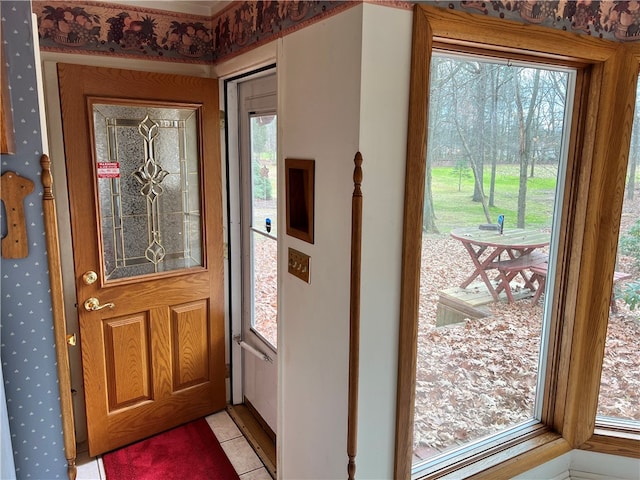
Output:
[
  {"xmin": 103, "ymin": 314, "xmax": 152, "ymax": 411},
  {"xmin": 171, "ymin": 300, "xmax": 210, "ymax": 391}
]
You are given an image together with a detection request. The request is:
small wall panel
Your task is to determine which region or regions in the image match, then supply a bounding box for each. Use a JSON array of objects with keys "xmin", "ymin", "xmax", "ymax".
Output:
[
  {"xmin": 103, "ymin": 314, "xmax": 152, "ymax": 411},
  {"xmin": 170, "ymin": 300, "xmax": 210, "ymax": 391}
]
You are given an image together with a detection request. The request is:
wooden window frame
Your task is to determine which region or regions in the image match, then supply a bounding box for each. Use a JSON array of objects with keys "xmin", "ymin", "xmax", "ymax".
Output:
[
  {"xmin": 395, "ymin": 5, "xmax": 639, "ymax": 479},
  {"xmin": 582, "ymin": 42, "xmax": 640, "ymax": 460}
]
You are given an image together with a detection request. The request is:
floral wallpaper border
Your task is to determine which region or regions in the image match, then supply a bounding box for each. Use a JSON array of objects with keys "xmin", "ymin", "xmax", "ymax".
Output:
[
  {"xmin": 32, "ymin": 1, "xmax": 640, "ymax": 66},
  {"xmin": 432, "ymin": 0, "xmax": 640, "ymax": 40},
  {"xmin": 33, "ymin": 1, "xmax": 355, "ymax": 64}
]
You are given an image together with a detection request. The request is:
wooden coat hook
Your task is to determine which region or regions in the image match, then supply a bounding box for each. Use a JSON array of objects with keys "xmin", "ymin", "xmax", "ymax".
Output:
[{"xmin": 1, "ymin": 171, "xmax": 34, "ymax": 258}]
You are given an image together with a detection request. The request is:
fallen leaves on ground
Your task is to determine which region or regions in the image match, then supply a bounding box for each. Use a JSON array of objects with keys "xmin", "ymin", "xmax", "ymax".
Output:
[{"xmin": 414, "ymin": 234, "xmax": 639, "ymax": 458}]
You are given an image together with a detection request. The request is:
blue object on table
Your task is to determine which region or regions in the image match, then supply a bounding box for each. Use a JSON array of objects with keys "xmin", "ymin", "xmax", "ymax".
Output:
[
  {"xmin": 497, "ymin": 215, "xmax": 504, "ymax": 234},
  {"xmin": 265, "ymin": 217, "xmax": 272, "ymax": 233}
]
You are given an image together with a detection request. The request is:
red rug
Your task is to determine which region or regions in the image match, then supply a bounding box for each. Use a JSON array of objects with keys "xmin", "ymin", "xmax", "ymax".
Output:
[{"xmin": 102, "ymin": 418, "xmax": 240, "ymax": 480}]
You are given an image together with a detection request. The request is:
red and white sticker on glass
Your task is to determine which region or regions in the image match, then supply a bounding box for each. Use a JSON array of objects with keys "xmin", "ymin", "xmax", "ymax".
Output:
[{"xmin": 97, "ymin": 162, "xmax": 120, "ymax": 179}]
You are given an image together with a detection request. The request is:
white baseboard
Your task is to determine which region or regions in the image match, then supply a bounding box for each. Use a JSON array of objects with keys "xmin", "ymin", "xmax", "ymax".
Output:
[
  {"xmin": 513, "ymin": 450, "xmax": 640, "ymax": 480},
  {"xmin": 570, "ymin": 470, "xmax": 627, "ymax": 480}
]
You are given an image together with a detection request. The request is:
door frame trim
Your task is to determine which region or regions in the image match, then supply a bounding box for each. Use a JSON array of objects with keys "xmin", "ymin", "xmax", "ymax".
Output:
[{"xmin": 223, "ymin": 64, "xmax": 277, "ymax": 406}]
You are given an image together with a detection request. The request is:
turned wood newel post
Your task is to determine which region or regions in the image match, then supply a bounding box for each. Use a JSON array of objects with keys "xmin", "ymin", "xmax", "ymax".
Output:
[
  {"xmin": 41, "ymin": 155, "xmax": 77, "ymax": 480},
  {"xmin": 348, "ymin": 152, "xmax": 363, "ymax": 480}
]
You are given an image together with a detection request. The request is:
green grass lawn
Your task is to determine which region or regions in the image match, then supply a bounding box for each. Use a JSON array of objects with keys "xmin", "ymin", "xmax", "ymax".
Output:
[{"xmin": 430, "ymin": 164, "xmax": 559, "ymax": 233}]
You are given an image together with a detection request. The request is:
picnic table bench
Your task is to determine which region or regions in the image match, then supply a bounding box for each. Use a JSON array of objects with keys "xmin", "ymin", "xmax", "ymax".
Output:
[
  {"xmin": 450, "ymin": 227, "xmax": 550, "ymax": 303},
  {"xmin": 490, "ymin": 251, "xmax": 548, "ymax": 303},
  {"xmin": 529, "ymin": 262, "xmax": 632, "ymax": 311}
]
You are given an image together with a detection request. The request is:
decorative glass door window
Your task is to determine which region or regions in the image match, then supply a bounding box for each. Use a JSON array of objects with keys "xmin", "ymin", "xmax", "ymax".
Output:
[{"xmin": 91, "ymin": 102, "xmax": 202, "ymax": 281}]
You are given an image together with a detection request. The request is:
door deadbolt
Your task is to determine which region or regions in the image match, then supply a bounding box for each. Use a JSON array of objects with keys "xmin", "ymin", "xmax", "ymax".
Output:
[
  {"xmin": 83, "ymin": 297, "xmax": 115, "ymax": 311},
  {"xmin": 82, "ymin": 271, "xmax": 98, "ymax": 285}
]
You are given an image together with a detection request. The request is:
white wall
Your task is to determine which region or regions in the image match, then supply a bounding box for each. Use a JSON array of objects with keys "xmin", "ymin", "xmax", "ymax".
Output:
[
  {"xmin": 278, "ymin": 6, "xmax": 363, "ymax": 478},
  {"xmin": 276, "ymin": 3, "xmax": 411, "ymax": 476},
  {"xmin": 357, "ymin": 5, "xmax": 412, "ymax": 478}
]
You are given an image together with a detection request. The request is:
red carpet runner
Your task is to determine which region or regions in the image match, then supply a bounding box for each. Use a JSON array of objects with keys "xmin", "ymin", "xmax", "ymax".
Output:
[{"xmin": 102, "ymin": 418, "xmax": 240, "ymax": 480}]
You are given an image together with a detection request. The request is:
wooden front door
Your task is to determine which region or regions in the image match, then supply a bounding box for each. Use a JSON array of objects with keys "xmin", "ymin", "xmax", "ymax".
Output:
[{"xmin": 57, "ymin": 64, "xmax": 225, "ymax": 456}]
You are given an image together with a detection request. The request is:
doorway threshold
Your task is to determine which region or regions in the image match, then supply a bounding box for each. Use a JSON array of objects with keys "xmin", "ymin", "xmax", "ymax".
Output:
[{"xmin": 227, "ymin": 403, "xmax": 276, "ymax": 479}]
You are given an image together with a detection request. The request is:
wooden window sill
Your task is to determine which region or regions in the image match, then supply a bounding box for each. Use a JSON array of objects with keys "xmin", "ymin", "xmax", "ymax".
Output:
[
  {"xmin": 414, "ymin": 424, "xmax": 571, "ymax": 480},
  {"xmin": 579, "ymin": 428, "xmax": 640, "ymax": 459}
]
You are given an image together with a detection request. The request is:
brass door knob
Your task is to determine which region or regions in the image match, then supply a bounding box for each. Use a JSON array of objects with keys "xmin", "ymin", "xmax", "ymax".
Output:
[{"xmin": 82, "ymin": 271, "xmax": 98, "ymax": 285}]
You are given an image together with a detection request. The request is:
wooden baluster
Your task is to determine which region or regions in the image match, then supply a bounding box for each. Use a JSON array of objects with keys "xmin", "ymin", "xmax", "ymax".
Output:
[
  {"xmin": 348, "ymin": 152, "xmax": 363, "ymax": 480},
  {"xmin": 41, "ymin": 154, "xmax": 77, "ymax": 480}
]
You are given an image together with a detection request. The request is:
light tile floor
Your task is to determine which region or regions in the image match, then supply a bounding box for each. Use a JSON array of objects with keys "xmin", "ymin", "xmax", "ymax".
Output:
[{"xmin": 75, "ymin": 410, "xmax": 271, "ymax": 480}]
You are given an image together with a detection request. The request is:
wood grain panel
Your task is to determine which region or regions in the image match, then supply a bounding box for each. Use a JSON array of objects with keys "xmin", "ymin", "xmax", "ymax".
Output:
[
  {"xmin": 394, "ymin": 6, "xmax": 431, "ymax": 479},
  {"xmin": 561, "ymin": 46, "xmax": 638, "ymax": 447},
  {"xmin": 422, "ymin": 3, "xmax": 618, "ymax": 63},
  {"xmin": 467, "ymin": 437, "xmax": 571, "ymax": 480},
  {"xmin": 104, "ymin": 314, "xmax": 152, "ymax": 410},
  {"xmin": 171, "ymin": 300, "xmax": 210, "ymax": 391}
]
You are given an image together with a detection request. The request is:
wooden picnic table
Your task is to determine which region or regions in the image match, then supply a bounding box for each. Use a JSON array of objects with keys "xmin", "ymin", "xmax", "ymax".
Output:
[{"xmin": 450, "ymin": 226, "xmax": 550, "ymax": 303}]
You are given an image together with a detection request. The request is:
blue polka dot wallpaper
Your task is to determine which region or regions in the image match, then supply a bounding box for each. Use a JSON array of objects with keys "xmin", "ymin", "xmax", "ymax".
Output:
[{"xmin": 1, "ymin": 1, "xmax": 66, "ymax": 479}]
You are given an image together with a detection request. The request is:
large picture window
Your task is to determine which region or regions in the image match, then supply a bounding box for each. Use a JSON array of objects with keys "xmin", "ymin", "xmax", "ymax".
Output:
[
  {"xmin": 412, "ymin": 51, "xmax": 574, "ymax": 473},
  {"xmin": 396, "ymin": 5, "xmax": 640, "ymax": 479}
]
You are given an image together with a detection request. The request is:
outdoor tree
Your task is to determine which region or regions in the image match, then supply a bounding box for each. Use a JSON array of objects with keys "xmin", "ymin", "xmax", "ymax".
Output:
[
  {"xmin": 447, "ymin": 60, "xmax": 492, "ymax": 222},
  {"xmin": 451, "ymin": 159, "xmax": 471, "ymax": 192},
  {"xmin": 471, "ymin": 63, "xmax": 488, "ymax": 204},
  {"xmin": 628, "ymin": 124, "xmax": 638, "ymax": 201},
  {"xmin": 514, "ymin": 68, "xmax": 541, "ymax": 228},
  {"xmin": 423, "ymin": 56, "xmax": 458, "ymax": 233},
  {"xmin": 488, "ymin": 67, "xmax": 502, "ymax": 207},
  {"xmin": 424, "ymin": 53, "xmax": 566, "ymax": 231},
  {"xmin": 627, "ymin": 81, "xmax": 640, "ymax": 201},
  {"xmin": 250, "ymin": 115, "xmax": 276, "ymax": 200}
]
